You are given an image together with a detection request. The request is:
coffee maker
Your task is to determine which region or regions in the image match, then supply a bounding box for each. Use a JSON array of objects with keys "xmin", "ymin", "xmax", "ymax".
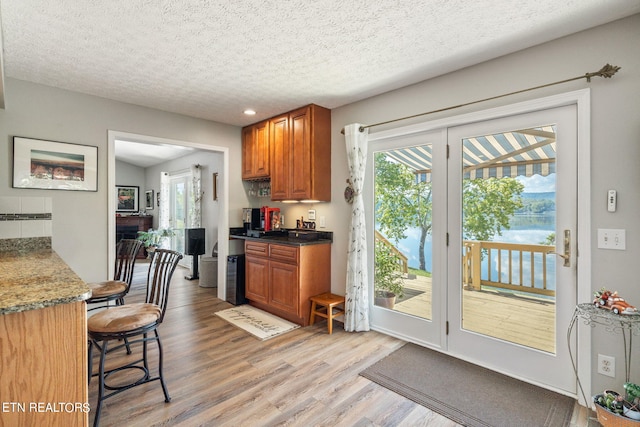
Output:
[
  {"xmin": 261, "ymin": 206, "xmax": 281, "ymax": 231},
  {"xmin": 242, "ymin": 208, "xmax": 261, "ymax": 233}
]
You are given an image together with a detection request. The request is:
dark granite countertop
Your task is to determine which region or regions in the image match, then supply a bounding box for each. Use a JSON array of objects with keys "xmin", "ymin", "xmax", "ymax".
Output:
[
  {"xmin": 0, "ymin": 238, "xmax": 91, "ymax": 315},
  {"xmin": 229, "ymin": 228, "xmax": 333, "ymax": 246}
]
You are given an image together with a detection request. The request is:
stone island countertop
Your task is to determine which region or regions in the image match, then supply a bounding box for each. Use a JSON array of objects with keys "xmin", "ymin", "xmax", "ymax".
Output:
[{"xmin": 0, "ymin": 238, "xmax": 91, "ymax": 315}]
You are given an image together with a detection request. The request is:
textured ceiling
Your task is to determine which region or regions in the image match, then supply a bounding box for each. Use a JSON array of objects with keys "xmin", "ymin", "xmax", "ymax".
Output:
[
  {"xmin": 114, "ymin": 140, "xmax": 197, "ymax": 168},
  {"xmin": 1, "ymin": 0, "xmax": 639, "ymax": 128}
]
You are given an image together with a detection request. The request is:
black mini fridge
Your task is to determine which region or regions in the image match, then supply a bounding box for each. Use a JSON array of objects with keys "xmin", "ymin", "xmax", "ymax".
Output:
[{"xmin": 226, "ymin": 255, "xmax": 247, "ymax": 305}]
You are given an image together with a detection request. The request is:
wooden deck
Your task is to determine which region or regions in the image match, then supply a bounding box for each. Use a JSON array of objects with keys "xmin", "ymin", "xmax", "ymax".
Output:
[{"xmin": 392, "ymin": 275, "xmax": 556, "ymax": 353}]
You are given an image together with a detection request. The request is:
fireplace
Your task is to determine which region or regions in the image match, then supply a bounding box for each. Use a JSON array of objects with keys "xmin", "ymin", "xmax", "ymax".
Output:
[
  {"xmin": 115, "ymin": 215, "xmax": 152, "ymax": 259},
  {"xmin": 116, "ymin": 225, "xmax": 139, "ymax": 242}
]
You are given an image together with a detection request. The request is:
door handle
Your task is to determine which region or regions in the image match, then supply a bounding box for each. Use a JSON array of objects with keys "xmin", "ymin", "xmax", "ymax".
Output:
[{"xmin": 547, "ymin": 230, "xmax": 570, "ymax": 267}]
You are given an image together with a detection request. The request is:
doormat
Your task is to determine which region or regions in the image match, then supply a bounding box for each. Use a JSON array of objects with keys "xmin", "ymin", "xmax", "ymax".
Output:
[
  {"xmin": 215, "ymin": 305, "xmax": 300, "ymax": 341},
  {"xmin": 360, "ymin": 343, "xmax": 574, "ymax": 427}
]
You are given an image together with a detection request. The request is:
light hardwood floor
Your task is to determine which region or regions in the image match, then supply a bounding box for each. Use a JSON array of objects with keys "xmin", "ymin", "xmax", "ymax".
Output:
[{"xmin": 88, "ymin": 262, "xmax": 591, "ymax": 426}]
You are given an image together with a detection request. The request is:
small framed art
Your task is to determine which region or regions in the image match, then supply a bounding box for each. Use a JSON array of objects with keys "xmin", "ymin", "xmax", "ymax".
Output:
[
  {"xmin": 145, "ymin": 190, "xmax": 154, "ymax": 210},
  {"xmin": 116, "ymin": 185, "xmax": 139, "ymax": 212}
]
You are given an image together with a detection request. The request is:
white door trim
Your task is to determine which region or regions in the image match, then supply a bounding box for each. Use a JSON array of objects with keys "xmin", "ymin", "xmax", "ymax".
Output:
[
  {"xmin": 107, "ymin": 130, "xmax": 231, "ymax": 302},
  {"xmin": 367, "ymin": 89, "xmax": 591, "ymax": 404}
]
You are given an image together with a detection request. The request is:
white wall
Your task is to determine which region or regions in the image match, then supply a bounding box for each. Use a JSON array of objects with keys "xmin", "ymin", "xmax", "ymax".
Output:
[
  {"xmin": 327, "ymin": 14, "xmax": 639, "ymax": 396},
  {"xmin": 0, "ymin": 78, "xmax": 248, "ymax": 282},
  {"xmin": 115, "ymin": 160, "xmax": 145, "ymax": 195}
]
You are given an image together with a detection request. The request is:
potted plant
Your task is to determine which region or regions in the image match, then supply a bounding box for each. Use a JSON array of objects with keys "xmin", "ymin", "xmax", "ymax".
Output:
[
  {"xmin": 624, "ymin": 382, "xmax": 640, "ymax": 420},
  {"xmin": 137, "ymin": 228, "xmax": 175, "ymax": 254},
  {"xmin": 374, "ymin": 239, "xmax": 405, "ymax": 309}
]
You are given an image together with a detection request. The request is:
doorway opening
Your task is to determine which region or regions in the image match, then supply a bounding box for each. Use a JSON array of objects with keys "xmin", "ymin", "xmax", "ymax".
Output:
[{"xmin": 107, "ymin": 131, "xmax": 230, "ymax": 301}]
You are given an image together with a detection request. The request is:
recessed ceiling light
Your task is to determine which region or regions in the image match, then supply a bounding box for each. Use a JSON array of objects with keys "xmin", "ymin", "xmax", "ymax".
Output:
[{"xmin": 244, "ymin": 109, "xmax": 256, "ymax": 115}]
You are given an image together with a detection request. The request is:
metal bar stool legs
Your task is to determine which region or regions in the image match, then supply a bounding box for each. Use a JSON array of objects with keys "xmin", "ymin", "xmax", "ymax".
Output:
[{"xmin": 90, "ymin": 329, "xmax": 171, "ymax": 427}]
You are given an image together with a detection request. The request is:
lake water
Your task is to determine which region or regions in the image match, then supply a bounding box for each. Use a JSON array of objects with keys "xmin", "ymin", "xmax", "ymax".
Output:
[{"xmin": 393, "ymin": 213, "xmax": 556, "ymax": 290}]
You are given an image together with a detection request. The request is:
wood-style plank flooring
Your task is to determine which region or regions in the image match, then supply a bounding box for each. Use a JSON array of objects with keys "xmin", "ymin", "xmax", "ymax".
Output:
[{"xmin": 88, "ymin": 262, "xmax": 590, "ymax": 426}]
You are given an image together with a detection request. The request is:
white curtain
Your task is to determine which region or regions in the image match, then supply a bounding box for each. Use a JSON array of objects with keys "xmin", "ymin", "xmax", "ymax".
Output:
[
  {"xmin": 344, "ymin": 124, "xmax": 370, "ymax": 332},
  {"xmin": 189, "ymin": 164, "xmax": 202, "ymax": 228},
  {"xmin": 159, "ymin": 172, "xmax": 170, "ymax": 230}
]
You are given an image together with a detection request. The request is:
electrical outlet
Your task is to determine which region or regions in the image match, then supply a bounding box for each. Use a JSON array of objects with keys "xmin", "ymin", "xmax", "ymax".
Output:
[{"xmin": 598, "ymin": 354, "xmax": 615, "ymax": 377}]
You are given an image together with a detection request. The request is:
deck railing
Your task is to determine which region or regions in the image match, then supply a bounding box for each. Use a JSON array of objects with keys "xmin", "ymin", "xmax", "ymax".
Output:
[
  {"xmin": 462, "ymin": 240, "xmax": 556, "ymax": 297},
  {"xmin": 374, "ymin": 230, "xmax": 408, "ymax": 274}
]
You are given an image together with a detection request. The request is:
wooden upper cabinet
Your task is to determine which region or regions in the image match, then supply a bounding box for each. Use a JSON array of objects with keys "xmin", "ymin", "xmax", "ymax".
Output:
[
  {"xmin": 242, "ymin": 120, "xmax": 270, "ymax": 180},
  {"xmin": 271, "ymin": 104, "xmax": 331, "ymax": 202},
  {"xmin": 242, "ymin": 104, "xmax": 331, "ymax": 200},
  {"xmin": 241, "ymin": 126, "xmax": 254, "ymax": 179},
  {"xmin": 269, "ymin": 114, "xmax": 290, "ymax": 199}
]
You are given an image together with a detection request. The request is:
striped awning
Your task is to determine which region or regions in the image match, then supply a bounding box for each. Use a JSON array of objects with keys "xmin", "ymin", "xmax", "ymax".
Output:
[{"xmin": 384, "ymin": 126, "xmax": 556, "ymax": 182}]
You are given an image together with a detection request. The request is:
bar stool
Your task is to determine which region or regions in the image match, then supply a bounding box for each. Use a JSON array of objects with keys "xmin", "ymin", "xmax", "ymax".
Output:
[
  {"xmin": 88, "ymin": 249, "xmax": 182, "ymax": 427},
  {"xmin": 86, "ymin": 239, "xmax": 143, "ymax": 310},
  {"xmin": 309, "ymin": 292, "xmax": 345, "ymax": 334}
]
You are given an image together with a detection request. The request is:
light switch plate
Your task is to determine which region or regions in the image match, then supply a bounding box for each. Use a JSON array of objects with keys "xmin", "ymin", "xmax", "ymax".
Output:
[{"xmin": 597, "ymin": 229, "xmax": 626, "ymax": 250}]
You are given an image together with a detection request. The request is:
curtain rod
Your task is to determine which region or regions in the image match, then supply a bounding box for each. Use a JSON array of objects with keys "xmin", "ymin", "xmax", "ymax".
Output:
[{"xmin": 341, "ymin": 63, "xmax": 620, "ymax": 135}]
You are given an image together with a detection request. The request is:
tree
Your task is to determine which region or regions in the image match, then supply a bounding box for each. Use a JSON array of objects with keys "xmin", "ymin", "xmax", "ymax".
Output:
[
  {"xmin": 375, "ymin": 153, "xmax": 432, "ymax": 270},
  {"xmin": 461, "ymin": 178, "xmax": 524, "ymax": 241},
  {"xmin": 374, "ymin": 153, "xmax": 524, "ymax": 271}
]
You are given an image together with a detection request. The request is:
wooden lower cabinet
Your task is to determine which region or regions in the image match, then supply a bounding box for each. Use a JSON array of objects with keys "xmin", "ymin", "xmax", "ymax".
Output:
[
  {"xmin": 0, "ymin": 301, "xmax": 88, "ymax": 426},
  {"xmin": 245, "ymin": 255, "xmax": 269, "ymax": 304},
  {"xmin": 269, "ymin": 260, "xmax": 298, "ymax": 314},
  {"xmin": 245, "ymin": 241, "xmax": 330, "ymax": 326}
]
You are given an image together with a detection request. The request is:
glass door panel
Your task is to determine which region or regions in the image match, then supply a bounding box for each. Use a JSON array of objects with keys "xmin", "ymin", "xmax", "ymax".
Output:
[
  {"xmin": 461, "ymin": 126, "xmax": 557, "ymax": 353},
  {"xmin": 366, "ymin": 129, "xmax": 445, "ymax": 348},
  {"xmin": 374, "ymin": 147, "xmax": 433, "ymax": 321}
]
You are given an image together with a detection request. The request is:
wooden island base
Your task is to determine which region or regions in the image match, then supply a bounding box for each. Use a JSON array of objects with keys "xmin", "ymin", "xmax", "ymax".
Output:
[{"xmin": 0, "ymin": 301, "xmax": 88, "ymax": 426}]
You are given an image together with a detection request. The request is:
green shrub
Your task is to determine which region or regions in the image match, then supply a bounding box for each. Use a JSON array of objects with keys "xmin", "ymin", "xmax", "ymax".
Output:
[{"xmin": 374, "ymin": 239, "xmax": 404, "ymax": 298}]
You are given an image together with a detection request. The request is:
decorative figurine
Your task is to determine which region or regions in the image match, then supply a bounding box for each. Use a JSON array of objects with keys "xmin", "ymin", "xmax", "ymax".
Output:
[{"xmin": 593, "ymin": 288, "xmax": 638, "ymax": 315}]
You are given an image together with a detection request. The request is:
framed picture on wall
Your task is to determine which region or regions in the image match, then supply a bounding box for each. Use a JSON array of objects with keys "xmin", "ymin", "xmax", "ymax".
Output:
[
  {"xmin": 116, "ymin": 185, "xmax": 139, "ymax": 212},
  {"xmin": 145, "ymin": 190, "xmax": 154, "ymax": 210},
  {"xmin": 12, "ymin": 136, "xmax": 98, "ymax": 191}
]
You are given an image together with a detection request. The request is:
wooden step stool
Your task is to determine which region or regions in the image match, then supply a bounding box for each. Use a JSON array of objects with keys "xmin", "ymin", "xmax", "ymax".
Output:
[{"xmin": 309, "ymin": 292, "xmax": 345, "ymax": 334}]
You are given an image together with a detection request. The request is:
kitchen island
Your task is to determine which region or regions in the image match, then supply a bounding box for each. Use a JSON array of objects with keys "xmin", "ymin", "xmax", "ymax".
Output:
[
  {"xmin": 231, "ymin": 230, "xmax": 332, "ymax": 326},
  {"xmin": 0, "ymin": 237, "xmax": 91, "ymax": 426}
]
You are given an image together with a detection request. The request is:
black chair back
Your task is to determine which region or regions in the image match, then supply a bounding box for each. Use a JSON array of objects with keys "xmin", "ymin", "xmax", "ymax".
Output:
[
  {"xmin": 146, "ymin": 249, "xmax": 183, "ymax": 323},
  {"xmin": 114, "ymin": 239, "xmax": 144, "ymax": 291}
]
